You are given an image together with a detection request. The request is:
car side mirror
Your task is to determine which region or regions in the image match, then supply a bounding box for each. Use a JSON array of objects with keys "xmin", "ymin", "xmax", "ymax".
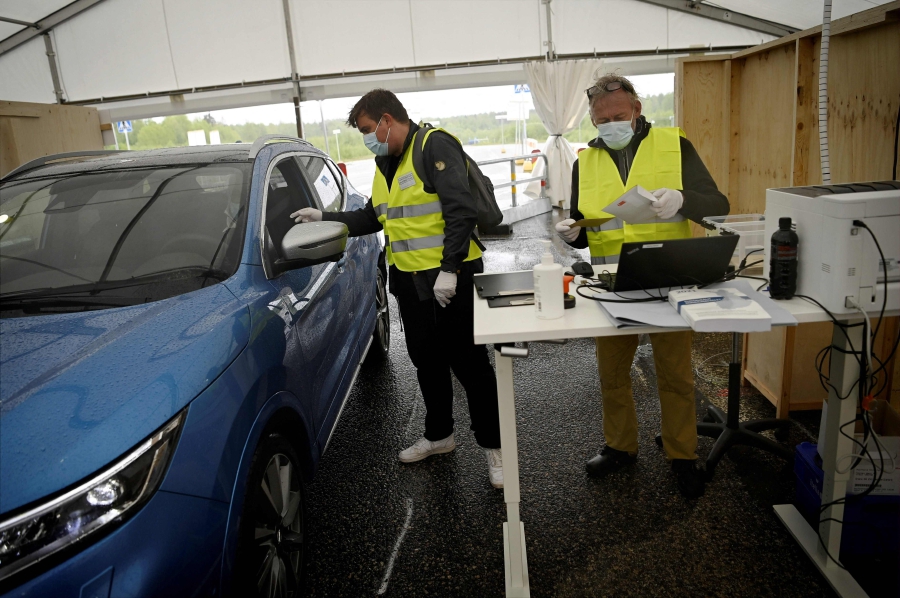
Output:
[{"xmin": 272, "ymin": 221, "xmax": 348, "ymax": 276}]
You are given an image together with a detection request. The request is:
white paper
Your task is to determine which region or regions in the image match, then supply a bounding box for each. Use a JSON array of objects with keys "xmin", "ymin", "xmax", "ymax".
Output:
[
  {"xmin": 601, "ymin": 185, "xmax": 685, "ymax": 225},
  {"xmin": 668, "ymin": 287, "xmax": 772, "ymax": 333}
]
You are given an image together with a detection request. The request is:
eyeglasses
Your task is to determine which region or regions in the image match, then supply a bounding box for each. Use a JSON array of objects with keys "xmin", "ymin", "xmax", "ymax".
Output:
[{"xmin": 585, "ymin": 80, "xmax": 634, "ymax": 98}]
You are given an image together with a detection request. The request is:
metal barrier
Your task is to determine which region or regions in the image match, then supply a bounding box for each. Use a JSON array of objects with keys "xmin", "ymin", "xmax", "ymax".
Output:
[{"xmin": 476, "ymin": 152, "xmax": 548, "ymax": 207}]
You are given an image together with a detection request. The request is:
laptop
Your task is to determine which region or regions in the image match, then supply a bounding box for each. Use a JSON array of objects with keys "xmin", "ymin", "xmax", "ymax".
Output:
[{"xmin": 610, "ymin": 235, "xmax": 740, "ymax": 293}]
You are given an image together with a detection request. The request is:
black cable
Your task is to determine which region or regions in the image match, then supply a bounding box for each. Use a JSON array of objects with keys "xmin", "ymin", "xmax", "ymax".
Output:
[{"xmin": 853, "ymin": 220, "xmax": 888, "ymax": 350}]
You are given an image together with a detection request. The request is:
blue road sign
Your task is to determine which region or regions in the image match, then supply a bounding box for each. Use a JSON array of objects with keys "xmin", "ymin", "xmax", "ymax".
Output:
[
  {"xmin": 514, "ymin": 84, "xmax": 530, "ymax": 94},
  {"xmin": 117, "ymin": 121, "xmax": 133, "ymax": 133}
]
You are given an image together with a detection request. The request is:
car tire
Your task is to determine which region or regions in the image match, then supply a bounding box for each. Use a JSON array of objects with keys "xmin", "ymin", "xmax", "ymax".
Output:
[
  {"xmin": 233, "ymin": 433, "xmax": 307, "ymax": 598},
  {"xmin": 363, "ymin": 266, "xmax": 390, "ymax": 368}
]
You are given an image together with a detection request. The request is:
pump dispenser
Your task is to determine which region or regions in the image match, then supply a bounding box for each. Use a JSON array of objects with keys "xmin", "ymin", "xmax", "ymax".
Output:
[{"xmin": 533, "ymin": 239, "xmax": 564, "ymax": 319}]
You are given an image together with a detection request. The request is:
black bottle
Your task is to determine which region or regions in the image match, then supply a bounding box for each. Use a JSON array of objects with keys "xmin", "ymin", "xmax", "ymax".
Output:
[{"xmin": 769, "ymin": 217, "xmax": 798, "ymax": 299}]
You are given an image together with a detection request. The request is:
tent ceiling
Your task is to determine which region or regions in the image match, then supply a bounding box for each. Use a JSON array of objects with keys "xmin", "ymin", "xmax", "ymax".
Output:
[{"xmin": 0, "ymin": 0, "xmax": 892, "ymax": 118}]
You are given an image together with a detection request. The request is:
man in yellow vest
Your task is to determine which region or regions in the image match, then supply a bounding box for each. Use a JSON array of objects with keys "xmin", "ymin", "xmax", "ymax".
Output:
[
  {"xmin": 556, "ymin": 74, "xmax": 729, "ymax": 498},
  {"xmin": 291, "ymin": 89, "xmax": 503, "ymax": 489}
]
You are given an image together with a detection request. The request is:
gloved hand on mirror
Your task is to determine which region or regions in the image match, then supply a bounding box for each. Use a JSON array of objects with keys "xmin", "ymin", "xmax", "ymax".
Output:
[
  {"xmin": 290, "ymin": 208, "xmax": 323, "ymax": 223},
  {"xmin": 555, "ymin": 218, "xmax": 581, "ymax": 242}
]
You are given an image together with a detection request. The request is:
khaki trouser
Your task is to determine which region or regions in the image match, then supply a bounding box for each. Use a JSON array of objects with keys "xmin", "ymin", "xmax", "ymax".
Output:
[{"xmin": 594, "ymin": 330, "xmax": 698, "ymax": 460}]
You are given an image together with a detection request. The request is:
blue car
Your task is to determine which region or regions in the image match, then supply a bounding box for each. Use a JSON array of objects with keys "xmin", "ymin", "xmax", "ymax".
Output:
[{"xmin": 0, "ymin": 137, "xmax": 390, "ymax": 597}]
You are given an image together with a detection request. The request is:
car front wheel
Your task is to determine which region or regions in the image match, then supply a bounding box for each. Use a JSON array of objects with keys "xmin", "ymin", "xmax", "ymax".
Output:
[{"xmin": 234, "ymin": 433, "xmax": 307, "ymax": 597}]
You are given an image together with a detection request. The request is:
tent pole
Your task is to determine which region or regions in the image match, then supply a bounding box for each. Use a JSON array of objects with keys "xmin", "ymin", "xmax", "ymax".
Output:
[{"xmin": 282, "ymin": 0, "xmax": 304, "ymax": 139}]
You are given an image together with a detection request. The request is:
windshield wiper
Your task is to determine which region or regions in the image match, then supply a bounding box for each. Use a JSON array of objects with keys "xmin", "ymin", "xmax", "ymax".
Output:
[{"xmin": 0, "ymin": 295, "xmax": 149, "ymax": 312}]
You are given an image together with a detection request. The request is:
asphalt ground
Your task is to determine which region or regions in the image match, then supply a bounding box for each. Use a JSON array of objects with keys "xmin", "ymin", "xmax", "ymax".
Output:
[{"xmin": 301, "ymin": 211, "xmax": 893, "ymax": 598}]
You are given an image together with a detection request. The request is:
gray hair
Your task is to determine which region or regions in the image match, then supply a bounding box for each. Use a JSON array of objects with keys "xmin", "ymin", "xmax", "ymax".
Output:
[{"xmin": 587, "ymin": 73, "xmax": 639, "ymax": 108}]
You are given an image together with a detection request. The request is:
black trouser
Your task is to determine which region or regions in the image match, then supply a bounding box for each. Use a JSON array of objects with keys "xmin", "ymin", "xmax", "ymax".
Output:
[{"xmin": 393, "ymin": 266, "xmax": 501, "ymax": 449}]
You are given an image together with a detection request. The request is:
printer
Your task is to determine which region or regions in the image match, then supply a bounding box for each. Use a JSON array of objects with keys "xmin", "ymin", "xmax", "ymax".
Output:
[{"xmin": 763, "ymin": 181, "xmax": 900, "ymax": 315}]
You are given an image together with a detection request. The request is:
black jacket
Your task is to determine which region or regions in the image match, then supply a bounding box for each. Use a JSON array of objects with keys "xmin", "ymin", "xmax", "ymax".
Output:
[
  {"xmin": 322, "ymin": 122, "xmax": 481, "ymax": 300},
  {"xmin": 565, "ymin": 116, "xmax": 729, "ymax": 249}
]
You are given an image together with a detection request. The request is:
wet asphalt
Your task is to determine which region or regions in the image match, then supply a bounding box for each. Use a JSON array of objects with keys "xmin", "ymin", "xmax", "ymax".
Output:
[{"xmin": 301, "ymin": 212, "xmax": 887, "ymax": 598}]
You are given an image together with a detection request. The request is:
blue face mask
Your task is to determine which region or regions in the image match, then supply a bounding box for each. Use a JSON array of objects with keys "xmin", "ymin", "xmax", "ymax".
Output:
[
  {"xmin": 596, "ymin": 111, "xmax": 634, "ymax": 150},
  {"xmin": 363, "ymin": 116, "xmax": 391, "ymax": 156}
]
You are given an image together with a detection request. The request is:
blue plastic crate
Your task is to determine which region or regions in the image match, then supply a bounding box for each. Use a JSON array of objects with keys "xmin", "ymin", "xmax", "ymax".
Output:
[{"xmin": 794, "ymin": 442, "xmax": 899, "ymax": 556}]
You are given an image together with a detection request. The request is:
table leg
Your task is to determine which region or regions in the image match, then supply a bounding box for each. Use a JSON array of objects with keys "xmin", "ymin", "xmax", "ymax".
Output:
[
  {"xmin": 495, "ymin": 351, "xmax": 530, "ymax": 597},
  {"xmin": 818, "ymin": 320, "xmax": 863, "ymax": 569},
  {"xmin": 774, "ymin": 319, "xmax": 868, "ymax": 597}
]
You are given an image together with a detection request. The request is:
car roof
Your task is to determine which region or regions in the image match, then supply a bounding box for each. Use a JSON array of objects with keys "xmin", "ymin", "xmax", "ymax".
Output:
[{"xmin": 2, "ymin": 141, "xmax": 325, "ymax": 182}]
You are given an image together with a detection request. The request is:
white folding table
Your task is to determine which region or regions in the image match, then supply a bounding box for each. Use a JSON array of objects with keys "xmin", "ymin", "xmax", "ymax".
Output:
[{"xmin": 473, "ymin": 266, "xmax": 897, "ymax": 597}]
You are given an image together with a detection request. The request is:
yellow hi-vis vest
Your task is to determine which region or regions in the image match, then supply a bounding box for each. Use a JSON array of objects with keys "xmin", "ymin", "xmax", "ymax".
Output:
[
  {"xmin": 578, "ymin": 127, "xmax": 692, "ymax": 258},
  {"xmin": 371, "ymin": 127, "xmax": 482, "ymax": 272}
]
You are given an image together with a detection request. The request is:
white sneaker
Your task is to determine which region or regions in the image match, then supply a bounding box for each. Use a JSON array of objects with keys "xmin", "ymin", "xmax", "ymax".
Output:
[
  {"xmin": 398, "ymin": 434, "xmax": 456, "ymax": 463},
  {"xmin": 485, "ymin": 448, "xmax": 503, "ymax": 489}
]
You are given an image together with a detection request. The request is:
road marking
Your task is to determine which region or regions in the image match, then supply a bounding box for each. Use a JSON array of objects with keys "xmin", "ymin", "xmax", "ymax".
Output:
[{"xmin": 377, "ymin": 498, "xmax": 414, "ymax": 595}]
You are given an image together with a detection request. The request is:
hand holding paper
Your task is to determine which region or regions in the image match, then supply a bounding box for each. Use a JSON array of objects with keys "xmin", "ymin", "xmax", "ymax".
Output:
[
  {"xmin": 555, "ymin": 218, "xmax": 581, "ymax": 242},
  {"xmin": 650, "ymin": 188, "xmax": 684, "ymax": 219}
]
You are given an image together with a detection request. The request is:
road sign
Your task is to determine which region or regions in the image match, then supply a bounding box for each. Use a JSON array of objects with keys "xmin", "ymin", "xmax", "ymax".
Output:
[
  {"xmin": 514, "ymin": 84, "xmax": 530, "ymax": 94},
  {"xmin": 332, "ymin": 129, "xmax": 341, "ymax": 135},
  {"xmin": 116, "ymin": 120, "xmax": 132, "ymax": 133}
]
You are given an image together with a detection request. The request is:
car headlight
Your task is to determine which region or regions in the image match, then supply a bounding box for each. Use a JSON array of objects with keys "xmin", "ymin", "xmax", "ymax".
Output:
[{"xmin": 0, "ymin": 410, "xmax": 185, "ymax": 583}]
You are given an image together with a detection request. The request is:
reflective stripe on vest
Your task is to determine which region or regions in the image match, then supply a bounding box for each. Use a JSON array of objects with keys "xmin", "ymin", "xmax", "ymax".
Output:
[
  {"xmin": 371, "ymin": 127, "xmax": 482, "ymax": 272},
  {"xmin": 578, "ymin": 127, "xmax": 692, "ymax": 258}
]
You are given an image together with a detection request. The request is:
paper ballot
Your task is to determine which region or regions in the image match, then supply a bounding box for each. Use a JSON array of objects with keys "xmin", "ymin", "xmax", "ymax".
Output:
[
  {"xmin": 601, "ymin": 186, "xmax": 685, "ymax": 225},
  {"xmin": 668, "ymin": 287, "xmax": 771, "ymax": 332}
]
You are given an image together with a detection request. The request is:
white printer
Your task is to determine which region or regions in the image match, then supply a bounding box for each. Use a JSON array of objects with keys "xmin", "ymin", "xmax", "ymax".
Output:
[{"xmin": 763, "ymin": 181, "xmax": 900, "ymax": 315}]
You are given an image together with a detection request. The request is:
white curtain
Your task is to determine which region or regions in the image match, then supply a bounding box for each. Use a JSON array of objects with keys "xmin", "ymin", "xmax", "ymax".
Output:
[{"xmin": 524, "ymin": 59, "xmax": 601, "ymax": 209}]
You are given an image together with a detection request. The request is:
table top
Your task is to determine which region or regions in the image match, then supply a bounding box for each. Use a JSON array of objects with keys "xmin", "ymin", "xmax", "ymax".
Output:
[{"xmin": 472, "ymin": 265, "xmax": 899, "ymax": 345}]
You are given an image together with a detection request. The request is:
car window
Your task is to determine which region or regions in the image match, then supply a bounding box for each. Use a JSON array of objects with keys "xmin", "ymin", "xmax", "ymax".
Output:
[
  {"xmin": 297, "ymin": 156, "xmax": 343, "ymax": 213},
  {"xmin": 0, "ymin": 164, "xmax": 250, "ymax": 302},
  {"xmin": 264, "ymin": 158, "xmax": 317, "ymax": 261}
]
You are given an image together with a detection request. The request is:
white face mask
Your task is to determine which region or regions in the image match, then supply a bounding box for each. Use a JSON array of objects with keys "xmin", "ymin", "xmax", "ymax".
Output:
[
  {"xmin": 363, "ymin": 116, "xmax": 391, "ymax": 156},
  {"xmin": 596, "ymin": 111, "xmax": 634, "ymax": 150}
]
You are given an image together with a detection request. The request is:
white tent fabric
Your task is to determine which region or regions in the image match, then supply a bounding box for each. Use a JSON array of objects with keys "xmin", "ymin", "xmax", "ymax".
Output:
[{"xmin": 523, "ymin": 59, "xmax": 598, "ymax": 209}]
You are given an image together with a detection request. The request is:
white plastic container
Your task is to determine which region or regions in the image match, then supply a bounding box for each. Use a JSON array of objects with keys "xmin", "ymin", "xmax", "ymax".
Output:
[
  {"xmin": 703, "ymin": 214, "xmax": 766, "ymax": 271},
  {"xmin": 533, "ymin": 239, "xmax": 564, "ymax": 319}
]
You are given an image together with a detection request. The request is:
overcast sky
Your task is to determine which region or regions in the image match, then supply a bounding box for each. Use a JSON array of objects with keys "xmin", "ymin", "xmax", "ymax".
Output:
[{"xmin": 187, "ymin": 73, "xmax": 674, "ymax": 126}]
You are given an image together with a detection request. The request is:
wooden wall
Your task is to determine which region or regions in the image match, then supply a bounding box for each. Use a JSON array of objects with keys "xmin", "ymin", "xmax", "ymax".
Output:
[
  {"xmin": 675, "ymin": 1, "xmax": 900, "ymax": 212},
  {"xmin": 0, "ymin": 101, "xmax": 103, "ymax": 177},
  {"xmin": 676, "ymin": 1, "xmax": 900, "ymax": 407}
]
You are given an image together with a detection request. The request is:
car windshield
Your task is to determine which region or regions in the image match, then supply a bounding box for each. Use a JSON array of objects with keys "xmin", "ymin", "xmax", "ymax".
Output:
[{"xmin": 0, "ymin": 164, "xmax": 250, "ymax": 314}]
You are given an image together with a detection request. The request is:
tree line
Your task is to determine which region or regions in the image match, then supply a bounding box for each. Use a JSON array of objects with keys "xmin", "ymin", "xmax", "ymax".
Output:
[{"xmin": 107, "ymin": 92, "xmax": 674, "ymax": 162}]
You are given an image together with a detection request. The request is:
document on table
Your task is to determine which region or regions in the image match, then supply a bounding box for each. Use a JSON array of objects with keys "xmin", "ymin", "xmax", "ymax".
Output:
[
  {"xmin": 601, "ymin": 185, "xmax": 685, "ymax": 225},
  {"xmin": 593, "ymin": 280, "xmax": 797, "ymax": 329}
]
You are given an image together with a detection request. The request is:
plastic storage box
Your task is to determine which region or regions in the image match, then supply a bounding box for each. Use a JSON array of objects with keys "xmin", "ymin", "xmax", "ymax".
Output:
[
  {"xmin": 702, "ymin": 214, "xmax": 765, "ymax": 272},
  {"xmin": 794, "ymin": 442, "xmax": 899, "ymax": 556}
]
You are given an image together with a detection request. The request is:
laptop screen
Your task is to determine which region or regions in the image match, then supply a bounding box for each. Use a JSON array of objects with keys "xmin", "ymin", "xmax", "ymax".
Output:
[{"xmin": 612, "ymin": 235, "xmax": 740, "ymax": 293}]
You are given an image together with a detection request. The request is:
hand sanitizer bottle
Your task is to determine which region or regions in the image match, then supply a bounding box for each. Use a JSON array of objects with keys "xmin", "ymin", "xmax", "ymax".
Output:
[{"xmin": 533, "ymin": 239, "xmax": 564, "ymax": 319}]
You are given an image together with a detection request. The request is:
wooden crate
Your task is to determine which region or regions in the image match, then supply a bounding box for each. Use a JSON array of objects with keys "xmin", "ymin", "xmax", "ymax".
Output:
[{"xmin": 676, "ymin": 1, "xmax": 900, "ymax": 410}]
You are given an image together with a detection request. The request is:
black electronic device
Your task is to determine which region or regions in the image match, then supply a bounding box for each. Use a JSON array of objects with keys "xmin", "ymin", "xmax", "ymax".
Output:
[
  {"xmin": 571, "ymin": 261, "xmax": 594, "ymax": 277},
  {"xmin": 612, "ymin": 235, "xmax": 739, "ymax": 293}
]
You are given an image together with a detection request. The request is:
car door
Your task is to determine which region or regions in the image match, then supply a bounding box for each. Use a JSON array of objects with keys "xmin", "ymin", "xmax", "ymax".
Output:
[
  {"xmin": 294, "ymin": 155, "xmax": 365, "ymax": 443},
  {"xmin": 261, "ymin": 155, "xmax": 348, "ymax": 439}
]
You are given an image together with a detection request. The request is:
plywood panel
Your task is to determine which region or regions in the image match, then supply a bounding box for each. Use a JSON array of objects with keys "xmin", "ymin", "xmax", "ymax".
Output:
[
  {"xmin": 0, "ymin": 101, "xmax": 102, "ymax": 177},
  {"xmin": 745, "ymin": 327, "xmax": 788, "ymax": 401},
  {"xmin": 791, "ymin": 36, "xmax": 821, "ymax": 186},
  {"xmin": 729, "ymin": 44, "xmax": 797, "ymax": 215},
  {"xmin": 827, "ymin": 22, "xmax": 900, "ymax": 183},
  {"xmin": 677, "ymin": 60, "xmax": 730, "ymax": 194}
]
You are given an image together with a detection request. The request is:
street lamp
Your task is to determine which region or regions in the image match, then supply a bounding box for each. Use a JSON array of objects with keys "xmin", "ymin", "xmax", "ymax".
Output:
[{"xmin": 332, "ymin": 129, "xmax": 342, "ymax": 162}]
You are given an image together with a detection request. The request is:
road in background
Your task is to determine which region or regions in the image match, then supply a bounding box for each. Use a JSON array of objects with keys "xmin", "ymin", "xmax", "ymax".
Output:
[{"xmin": 344, "ymin": 143, "xmax": 587, "ymax": 209}]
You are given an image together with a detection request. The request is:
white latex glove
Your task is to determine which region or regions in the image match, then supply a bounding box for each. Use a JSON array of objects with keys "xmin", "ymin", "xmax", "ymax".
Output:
[
  {"xmin": 290, "ymin": 207, "xmax": 322, "ymax": 223},
  {"xmin": 650, "ymin": 188, "xmax": 684, "ymax": 220},
  {"xmin": 555, "ymin": 218, "xmax": 581, "ymax": 243},
  {"xmin": 433, "ymin": 270, "xmax": 458, "ymax": 308}
]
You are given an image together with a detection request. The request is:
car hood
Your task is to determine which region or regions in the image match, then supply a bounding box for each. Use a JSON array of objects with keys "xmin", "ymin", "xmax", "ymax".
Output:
[{"xmin": 0, "ymin": 284, "xmax": 250, "ymax": 514}]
